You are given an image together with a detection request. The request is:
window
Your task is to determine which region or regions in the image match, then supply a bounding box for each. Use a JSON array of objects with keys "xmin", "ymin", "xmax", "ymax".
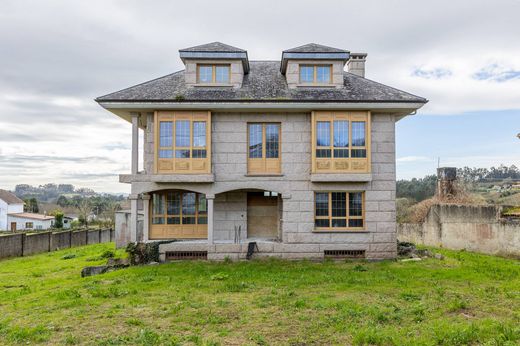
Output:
[
  {"xmin": 299, "ymin": 65, "xmax": 331, "ymax": 84},
  {"xmin": 150, "ymin": 191, "xmax": 208, "ymax": 239},
  {"xmin": 197, "ymin": 64, "xmax": 230, "ymax": 84},
  {"xmin": 312, "ymin": 111, "xmax": 370, "ymax": 173},
  {"xmin": 25, "ymin": 222, "xmax": 33, "ymax": 229},
  {"xmin": 155, "ymin": 111, "xmax": 211, "ymax": 174},
  {"xmin": 314, "ymin": 192, "xmax": 364, "ymax": 230},
  {"xmin": 247, "ymin": 123, "xmax": 281, "ymax": 174}
]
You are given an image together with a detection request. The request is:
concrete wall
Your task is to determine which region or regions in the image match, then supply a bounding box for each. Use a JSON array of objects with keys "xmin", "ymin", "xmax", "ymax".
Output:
[
  {"xmin": 115, "ymin": 211, "xmax": 144, "ymax": 248},
  {"xmin": 0, "ymin": 202, "xmax": 23, "ymax": 230},
  {"xmin": 135, "ymin": 111, "xmax": 398, "ymax": 260},
  {"xmin": 0, "ymin": 229, "xmax": 115, "ymax": 260},
  {"xmin": 398, "ymin": 204, "xmax": 520, "ymax": 257}
]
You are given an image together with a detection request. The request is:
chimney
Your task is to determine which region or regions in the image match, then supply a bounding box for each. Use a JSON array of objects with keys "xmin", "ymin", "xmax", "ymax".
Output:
[
  {"xmin": 436, "ymin": 167, "xmax": 457, "ymax": 199},
  {"xmin": 347, "ymin": 53, "xmax": 367, "ymax": 77}
]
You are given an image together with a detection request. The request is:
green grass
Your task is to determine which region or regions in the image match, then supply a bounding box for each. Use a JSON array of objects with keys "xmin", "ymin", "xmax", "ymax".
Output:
[{"xmin": 0, "ymin": 244, "xmax": 519, "ymax": 345}]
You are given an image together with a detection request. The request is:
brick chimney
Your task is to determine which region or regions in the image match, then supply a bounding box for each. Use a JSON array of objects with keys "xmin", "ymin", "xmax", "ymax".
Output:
[{"xmin": 347, "ymin": 53, "xmax": 367, "ymax": 77}]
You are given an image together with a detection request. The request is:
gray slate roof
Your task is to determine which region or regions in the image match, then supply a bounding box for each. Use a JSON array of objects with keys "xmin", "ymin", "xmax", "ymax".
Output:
[
  {"xmin": 0, "ymin": 189, "xmax": 23, "ymax": 205},
  {"xmin": 179, "ymin": 42, "xmax": 246, "ymax": 53},
  {"xmin": 96, "ymin": 61, "xmax": 427, "ymax": 103},
  {"xmin": 283, "ymin": 43, "xmax": 348, "ymax": 53}
]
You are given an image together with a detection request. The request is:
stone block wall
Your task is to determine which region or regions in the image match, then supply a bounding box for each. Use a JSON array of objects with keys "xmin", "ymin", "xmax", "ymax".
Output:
[
  {"xmin": 183, "ymin": 59, "xmax": 244, "ymax": 88},
  {"xmin": 285, "ymin": 60, "xmax": 344, "ymax": 88},
  {"xmin": 214, "ymin": 191, "xmax": 247, "ymax": 241}
]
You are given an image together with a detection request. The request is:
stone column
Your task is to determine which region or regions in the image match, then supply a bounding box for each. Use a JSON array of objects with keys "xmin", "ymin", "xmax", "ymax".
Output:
[
  {"xmin": 142, "ymin": 193, "xmax": 151, "ymax": 242},
  {"xmin": 130, "ymin": 112, "xmax": 140, "ymax": 175},
  {"xmin": 206, "ymin": 194, "xmax": 215, "ymax": 245},
  {"xmin": 129, "ymin": 193, "xmax": 139, "ymax": 243},
  {"xmin": 281, "ymin": 193, "xmax": 292, "ymax": 243}
]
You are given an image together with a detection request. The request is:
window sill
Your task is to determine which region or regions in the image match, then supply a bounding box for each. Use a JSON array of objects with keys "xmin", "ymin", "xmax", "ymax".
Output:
[
  {"xmin": 310, "ymin": 173, "xmax": 372, "ymax": 182},
  {"xmin": 245, "ymin": 174, "xmax": 284, "ymax": 177},
  {"xmin": 119, "ymin": 173, "xmax": 214, "ymax": 183},
  {"xmin": 313, "ymin": 229, "xmax": 369, "ymax": 233},
  {"xmin": 193, "ymin": 83, "xmax": 234, "ymax": 87}
]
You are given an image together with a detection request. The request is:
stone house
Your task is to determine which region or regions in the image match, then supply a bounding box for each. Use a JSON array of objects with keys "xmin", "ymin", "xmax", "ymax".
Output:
[{"xmin": 96, "ymin": 42, "xmax": 427, "ymax": 260}]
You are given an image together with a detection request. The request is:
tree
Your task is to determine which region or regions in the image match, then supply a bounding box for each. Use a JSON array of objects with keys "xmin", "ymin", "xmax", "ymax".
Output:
[
  {"xmin": 23, "ymin": 198, "xmax": 39, "ymax": 213},
  {"xmin": 52, "ymin": 210, "xmax": 64, "ymax": 229},
  {"xmin": 56, "ymin": 195, "xmax": 69, "ymax": 207},
  {"xmin": 77, "ymin": 199, "xmax": 93, "ymax": 227}
]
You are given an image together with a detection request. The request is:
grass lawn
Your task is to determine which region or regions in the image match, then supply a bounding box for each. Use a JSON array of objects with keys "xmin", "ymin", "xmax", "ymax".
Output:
[{"xmin": 0, "ymin": 244, "xmax": 519, "ymax": 345}]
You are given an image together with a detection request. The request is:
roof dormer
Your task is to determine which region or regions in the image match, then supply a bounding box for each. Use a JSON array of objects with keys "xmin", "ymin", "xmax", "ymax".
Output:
[
  {"xmin": 281, "ymin": 43, "xmax": 349, "ymax": 89},
  {"xmin": 179, "ymin": 42, "xmax": 249, "ymax": 88}
]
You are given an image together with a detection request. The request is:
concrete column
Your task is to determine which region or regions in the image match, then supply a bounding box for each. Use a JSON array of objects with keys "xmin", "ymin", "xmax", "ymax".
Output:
[
  {"xmin": 129, "ymin": 193, "xmax": 139, "ymax": 243},
  {"xmin": 206, "ymin": 194, "xmax": 215, "ymax": 245},
  {"xmin": 130, "ymin": 112, "xmax": 140, "ymax": 175},
  {"xmin": 142, "ymin": 193, "xmax": 151, "ymax": 242}
]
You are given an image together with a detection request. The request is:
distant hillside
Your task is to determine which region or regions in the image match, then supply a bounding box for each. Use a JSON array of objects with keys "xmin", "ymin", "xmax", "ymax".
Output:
[{"xmin": 14, "ymin": 183, "xmax": 125, "ymax": 203}]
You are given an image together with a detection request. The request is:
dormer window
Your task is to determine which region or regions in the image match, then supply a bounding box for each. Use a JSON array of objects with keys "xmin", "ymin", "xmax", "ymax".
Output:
[
  {"xmin": 299, "ymin": 65, "xmax": 331, "ymax": 84},
  {"xmin": 197, "ymin": 64, "xmax": 230, "ymax": 84}
]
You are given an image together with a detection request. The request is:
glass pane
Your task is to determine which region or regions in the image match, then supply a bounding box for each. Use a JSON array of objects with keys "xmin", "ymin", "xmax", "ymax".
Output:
[
  {"xmin": 331, "ymin": 192, "xmax": 347, "ymax": 217},
  {"xmin": 315, "ymin": 219, "xmax": 330, "ymax": 228},
  {"xmin": 159, "ymin": 121, "xmax": 173, "ymax": 147},
  {"xmin": 332, "ymin": 219, "xmax": 347, "ymax": 228},
  {"xmin": 175, "ymin": 120, "xmax": 190, "ymax": 147},
  {"xmin": 315, "ymin": 193, "xmax": 329, "ymax": 216},
  {"xmin": 316, "ymin": 66, "xmax": 331, "ymax": 83},
  {"xmin": 300, "ymin": 66, "xmax": 314, "ymax": 83},
  {"xmin": 159, "ymin": 150, "xmax": 173, "ymax": 158},
  {"xmin": 198, "ymin": 65, "xmax": 212, "ymax": 83},
  {"xmin": 193, "ymin": 121, "xmax": 206, "ymax": 147},
  {"xmin": 182, "ymin": 192, "xmax": 196, "ymax": 216},
  {"xmin": 152, "ymin": 217, "xmax": 164, "ymax": 225},
  {"xmin": 333, "ymin": 120, "xmax": 349, "ymax": 147},
  {"xmin": 182, "ymin": 217, "xmax": 196, "ymax": 225},
  {"xmin": 175, "ymin": 150, "xmax": 190, "ymax": 158},
  {"xmin": 249, "ymin": 124, "xmax": 263, "ymax": 158},
  {"xmin": 198, "ymin": 195, "xmax": 207, "ymax": 214},
  {"xmin": 166, "ymin": 192, "xmax": 181, "ymax": 215},
  {"xmin": 349, "ymin": 192, "xmax": 363, "ymax": 217},
  {"xmin": 316, "ymin": 149, "xmax": 331, "ymax": 158},
  {"xmin": 265, "ymin": 124, "xmax": 279, "ymax": 158},
  {"xmin": 349, "ymin": 219, "xmax": 363, "ymax": 228},
  {"xmin": 152, "ymin": 194, "xmax": 164, "ymax": 215},
  {"xmin": 316, "ymin": 121, "xmax": 330, "ymax": 146},
  {"xmin": 192, "ymin": 149, "xmax": 206, "ymax": 158},
  {"xmin": 197, "ymin": 216, "xmax": 208, "ymax": 224},
  {"xmin": 333, "ymin": 149, "xmax": 349, "ymax": 158},
  {"xmin": 351, "ymin": 149, "xmax": 366, "ymax": 158},
  {"xmin": 352, "ymin": 121, "xmax": 366, "ymax": 147},
  {"xmin": 215, "ymin": 66, "xmax": 229, "ymax": 83}
]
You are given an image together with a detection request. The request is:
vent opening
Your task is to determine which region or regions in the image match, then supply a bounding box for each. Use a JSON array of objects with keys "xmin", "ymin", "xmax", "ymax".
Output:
[
  {"xmin": 166, "ymin": 251, "xmax": 208, "ymax": 260},
  {"xmin": 324, "ymin": 249, "xmax": 365, "ymax": 259}
]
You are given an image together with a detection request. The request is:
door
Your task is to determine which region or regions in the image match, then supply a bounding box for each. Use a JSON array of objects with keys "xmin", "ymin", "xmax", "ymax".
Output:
[
  {"xmin": 10, "ymin": 222, "xmax": 16, "ymax": 232},
  {"xmin": 247, "ymin": 192, "xmax": 278, "ymax": 239}
]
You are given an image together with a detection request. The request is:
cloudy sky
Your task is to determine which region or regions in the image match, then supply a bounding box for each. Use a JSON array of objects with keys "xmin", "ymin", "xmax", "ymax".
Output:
[{"xmin": 0, "ymin": 0, "xmax": 519, "ymax": 193}]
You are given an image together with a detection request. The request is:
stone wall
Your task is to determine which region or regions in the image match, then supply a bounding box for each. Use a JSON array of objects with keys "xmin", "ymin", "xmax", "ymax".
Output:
[
  {"xmin": 183, "ymin": 59, "xmax": 244, "ymax": 88},
  {"xmin": 285, "ymin": 60, "xmax": 344, "ymax": 88},
  {"xmin": 137, "ymin": 111, "xmax": 398, "ymax": 260},
  {"xmin": 398, "ymin": 204, "xmax": 520, "ymax": 257}
]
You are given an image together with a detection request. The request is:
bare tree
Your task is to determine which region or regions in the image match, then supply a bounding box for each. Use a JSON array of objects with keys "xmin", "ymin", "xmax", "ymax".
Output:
[{"xmin": 77, "ymin": 199, "xmax": 93, "ymax": 227}]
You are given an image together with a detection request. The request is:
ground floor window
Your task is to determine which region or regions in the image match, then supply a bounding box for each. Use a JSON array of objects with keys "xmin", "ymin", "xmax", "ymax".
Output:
[
  {"xmin": 151, "ymin": 191, "xmax": 207, "ymax": 225},
  {"xmin": 25, "ymin": 222, "xmax": 33, "ymax": 229},
  {"xmin": 314, "ymin": 191, "xmax": 364, "ymax": 230}
]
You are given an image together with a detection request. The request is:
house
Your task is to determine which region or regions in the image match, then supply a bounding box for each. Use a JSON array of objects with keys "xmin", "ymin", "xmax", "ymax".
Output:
[
  {"xmin": 96, "ymin": 42, "xmax": 427, "ymax": 260},
  {"xmin": 7, "ymin": 212, "xmax": 55, "ymax": 231},
  {"xmin": 0, "ymin": 189, "xmax": 24, "ymax": 231}
]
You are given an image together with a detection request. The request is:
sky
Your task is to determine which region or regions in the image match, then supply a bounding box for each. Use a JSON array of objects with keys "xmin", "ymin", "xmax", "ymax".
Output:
[{"xmin": 0, "ymin": 0, "xmax": 519, "ymax": 193}]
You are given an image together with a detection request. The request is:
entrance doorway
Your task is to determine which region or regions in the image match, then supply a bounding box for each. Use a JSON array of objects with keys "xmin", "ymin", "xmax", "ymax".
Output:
[
  {"xmin": 10, "ymin": 222, "xmax": 16, "ymax": 232},
  {"xmin": 247, "ymin": 191, "xmax": 279, "ymax": 239}
]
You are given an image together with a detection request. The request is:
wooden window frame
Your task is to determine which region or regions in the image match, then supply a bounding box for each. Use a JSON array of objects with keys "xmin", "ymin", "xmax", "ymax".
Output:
[
  {"xmin": 311, "ymin": 111, "xmax": 371, "ymax": 173},
  {"xmin": 299, "ymin": 64, "xmax": 332, "ymax": 84},
  {"xmin": 314, "ymin": 191, "xmax": 365, "ymax": 232},
  {"xmin": 247, "ymin": 122, "xmax": 282, "ymax": 175},
  {"xmin": 149, "ymin": 191, "xmax": 207, "ymax": 240},
  {"xmin": 154, "ymin": 111, "xmax": 211, "ymax": 174},
  {"xmin": 196, "ymin": 64, "xmax": 231, "ymax": 84}
]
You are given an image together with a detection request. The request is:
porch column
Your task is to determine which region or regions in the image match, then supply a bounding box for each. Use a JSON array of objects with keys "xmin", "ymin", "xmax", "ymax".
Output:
[
  {"xmin": 206, "ymin": 194, "xmax": 215, "ymax": 245},
  {"xmin": 129, "ymin": 193, "xmax": 139, "ymax": 243},
  {"xmin": 142, "ymin": 193, "xmax": 151, "ymax": 242},
  {"xmin": 130, "ymin": 112, "xmax": 140, "ymax": 175}
]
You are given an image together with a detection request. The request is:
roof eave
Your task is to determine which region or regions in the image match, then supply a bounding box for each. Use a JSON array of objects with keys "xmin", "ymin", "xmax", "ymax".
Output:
[{"xmin": 179, "ymin": 51, "xmax": 250, "ymax": 73}]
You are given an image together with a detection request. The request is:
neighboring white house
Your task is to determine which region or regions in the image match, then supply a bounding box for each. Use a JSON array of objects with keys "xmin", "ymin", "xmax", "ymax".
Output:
[
  {"xmin": 0, "ymin": 189, "xmax": 24, "ymax": 231},
  {"xmin": 7, "ymin": 212, "xmax": 55, "ymax": 231}
]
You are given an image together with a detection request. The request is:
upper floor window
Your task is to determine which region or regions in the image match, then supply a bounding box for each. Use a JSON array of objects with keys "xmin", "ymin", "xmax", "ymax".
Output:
[
  {"xmin": 299, "ymin": 65, "xmax": 331, "ymax": 84},
  {"xmin": 155, "ymin": 111, "xmax": 211, "ymax": 174},
  {"xmin": 197, "ymin": 64, "xmax": 230, "ymax": 84},
  {"xmin": 247, "ymin": 123, "xmax": 281, "ymax": 174},
  {"xmin": 312, "ymin": 111, "xmax": 371, "ymax": 173}
]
